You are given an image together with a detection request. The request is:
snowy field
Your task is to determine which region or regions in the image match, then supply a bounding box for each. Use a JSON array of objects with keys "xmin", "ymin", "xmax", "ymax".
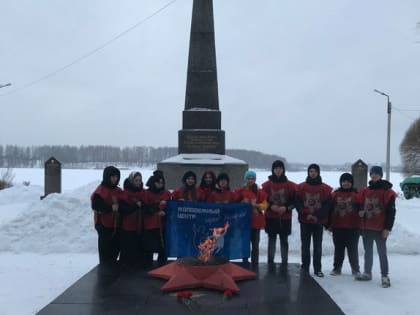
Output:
[{"xmin": 0, "ymin": 168, "xmax": 419, "ymax": 315}]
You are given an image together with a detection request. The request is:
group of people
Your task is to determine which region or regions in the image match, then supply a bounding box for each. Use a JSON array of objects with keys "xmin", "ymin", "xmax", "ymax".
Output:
[{"xmin": 91, "ymin": 161, "xmax": 397, "ymax": 288}]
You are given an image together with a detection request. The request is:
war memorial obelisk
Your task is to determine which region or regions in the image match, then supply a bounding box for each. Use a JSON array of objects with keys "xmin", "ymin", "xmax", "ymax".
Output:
[{"xmin": 158, "ymin": 0, "xmax": 248, "ymax": 189}]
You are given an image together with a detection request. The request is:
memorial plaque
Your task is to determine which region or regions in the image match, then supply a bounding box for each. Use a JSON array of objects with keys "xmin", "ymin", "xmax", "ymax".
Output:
[
  {"xmin": 179, "ymin": 130, "xmax": 225, "ymax": 154},
  {"xmin": 41, "ymin": 157, "xmax": 61, "ymax": 199},
  {"xmin": 352, "ymin": 159, "xmax": 368, "ymax": 190}
]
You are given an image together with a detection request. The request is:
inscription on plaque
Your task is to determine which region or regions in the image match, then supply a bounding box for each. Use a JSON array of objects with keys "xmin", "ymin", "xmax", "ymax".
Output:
[
  {"xmin": 46, "ymin": 162, "xmax": 60, "ymax": 176},
  {"xmin": 179, "ymin": 130, "xmax": 225, "ymax": 154},
  {"xmin": 183, "ymin": 134, "xmax": 219, "ymax": 152}
]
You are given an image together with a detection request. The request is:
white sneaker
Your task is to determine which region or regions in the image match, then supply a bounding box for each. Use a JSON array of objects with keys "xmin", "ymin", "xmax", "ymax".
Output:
[{"xmin": 381, "ymin": 276, "xmax": 391, "ymax": 288}]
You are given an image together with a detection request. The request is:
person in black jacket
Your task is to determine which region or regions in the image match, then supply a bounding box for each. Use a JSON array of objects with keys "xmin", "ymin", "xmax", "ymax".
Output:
[
  {"xmin": 329, "ymin": 173, "xmax": 361, "ymax": 277},
  {"xmin": 295, "ymin": 164, "xmax": 333, "ymax": 277},
  {"xmin": 356, "ymin": 166, "xmax": 397, "ymax": 288},
  {"xmin": 261, "ymin": 160, "xmax": 297, "ymax": 266},
  {"xmin": 91, "ymin": 166, "xmax": 126, "ymax": 265}
]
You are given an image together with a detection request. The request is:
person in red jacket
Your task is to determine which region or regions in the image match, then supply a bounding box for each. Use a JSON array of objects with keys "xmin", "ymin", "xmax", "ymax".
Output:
[
  {"xmin": 262, "ymin": 160, "xmax": 297, "ymax": 266},
  {"xmin": 120, "ymin": 171, "xmax": 144, "ymax": 268},
  {"xmin": 356, "ymin": 166, "xmax": 397, "ymax": 288},
  {"xmin": 91, "ymin": 166, "xmax": 126, "ymax": 265},
  {"xmin": 143, "ymin": 173, "xmax": 172, "ymax": 266},
  {"xmin": 197, "ymin": 171, "xmax": 216, "ymax": 202},
  {"xmin": 171, "ymin": 171, "xmax": 200, "ymax": 201},
  {"xmin": 329, "ymin": 173, "xmax": 361, "ymax": 277},
  {"xmin": 208, "ymin": 173, "xmax": 237, "ymax": 203},
  {"xmin": 235, "ymin": 170, "xmax": 268, "ymax": 264},
  {"xmin": 296, "ymin": 163, "xmax": 332, "ymax": 277}
]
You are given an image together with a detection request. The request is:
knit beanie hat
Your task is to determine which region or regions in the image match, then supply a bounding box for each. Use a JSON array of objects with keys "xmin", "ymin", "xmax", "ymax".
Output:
[
  {"xmin": 307, "ymin": 163, "xmax": 320, "ymax": 175},
  {"xmin": 244, "ymin": 170, "xmax": 256, "ymax": 181},
  {"xmin": 339, "ymin": 172, "xmax": 354, "ymax": 185},
  {"xmin": 369, "ymin": 166, "xmax": 383, "ymax": 177}
]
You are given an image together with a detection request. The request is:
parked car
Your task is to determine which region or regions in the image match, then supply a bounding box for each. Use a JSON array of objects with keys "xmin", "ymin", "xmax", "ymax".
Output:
[{"xmin": 400, "ymin": 176, "xmax": 420, "ymax": 199}]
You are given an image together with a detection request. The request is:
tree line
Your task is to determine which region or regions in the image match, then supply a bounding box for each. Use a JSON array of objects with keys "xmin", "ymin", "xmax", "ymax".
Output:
[{"xmin": 0, "ymin": 145, "xmax": 288, "ymax": 170}]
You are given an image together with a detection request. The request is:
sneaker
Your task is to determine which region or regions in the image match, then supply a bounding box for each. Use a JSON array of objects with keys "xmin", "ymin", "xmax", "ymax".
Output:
[
  {"xmin": 353, "ymin": 271, "xmax": 362, "ymax": 279},
  {"xmin": 355, "ymin": 272, "xmax": 372, "ymax": 281},
  {"xmin": 314, "ymin": 271, "xmax": 324, "ymax": 277},
  {"xmin": 381, "ymin": 276, "xmax": 391, "ymax": 288},
  {"xmin": 330, "ymin": 269, "xmax": 342, "ymax": 276}
]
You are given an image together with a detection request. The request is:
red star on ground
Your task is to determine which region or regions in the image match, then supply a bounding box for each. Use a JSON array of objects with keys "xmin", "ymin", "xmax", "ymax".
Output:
[{"xmin": 148, "ymin": 261, "xmax": 256, "ymax": 293}]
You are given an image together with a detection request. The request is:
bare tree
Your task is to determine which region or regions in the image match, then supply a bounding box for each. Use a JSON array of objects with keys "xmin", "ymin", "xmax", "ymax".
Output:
[
  {"xmin": 400, "ymin": 117, "xmax": 420, "ymax": 176},
  {"xmin": 0, "ymin": 168, "xmax": 14, "ymax": 190}
]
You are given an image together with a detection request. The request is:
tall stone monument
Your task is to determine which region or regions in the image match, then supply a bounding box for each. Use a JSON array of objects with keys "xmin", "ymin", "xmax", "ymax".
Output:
[{"xmin": 158, "ymin": 0, "xmax": 248, "ymax": 189}]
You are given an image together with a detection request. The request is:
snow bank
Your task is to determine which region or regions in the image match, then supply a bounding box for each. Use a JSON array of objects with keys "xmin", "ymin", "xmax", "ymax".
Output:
[{"xmin": 0, "ymin": 182, "xmax": 98, "ymax": 253}]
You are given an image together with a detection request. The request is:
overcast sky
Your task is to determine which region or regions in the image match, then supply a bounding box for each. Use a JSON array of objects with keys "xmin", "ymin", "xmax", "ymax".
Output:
[{"xmin": 1, "ymin": 0, "xmax": 420, "ymax": 165}]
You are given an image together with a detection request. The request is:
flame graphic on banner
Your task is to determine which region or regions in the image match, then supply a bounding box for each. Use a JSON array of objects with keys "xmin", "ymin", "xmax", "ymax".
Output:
[{"xmin": 198, "ymin": 222, "xmax": 230, "ymax": 263}]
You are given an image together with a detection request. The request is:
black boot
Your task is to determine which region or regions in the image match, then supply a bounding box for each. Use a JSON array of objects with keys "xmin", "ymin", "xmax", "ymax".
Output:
[
  {"xmin": 268, "ymin": 236, "xmax": 276, "ymax": 264},
  {"xmin": 251, "ymin": 248, "xmax": 259, "ymax": 264},
  {"xmin": 280, "ymin": 243, "xmax": 288, "ymax": 265}
]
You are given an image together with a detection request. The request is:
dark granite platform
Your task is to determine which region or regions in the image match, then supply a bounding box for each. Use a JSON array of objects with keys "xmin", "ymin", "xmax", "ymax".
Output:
[{"xmin": 37, "ymin": 263, "xmax": 344, "ymax": 315}]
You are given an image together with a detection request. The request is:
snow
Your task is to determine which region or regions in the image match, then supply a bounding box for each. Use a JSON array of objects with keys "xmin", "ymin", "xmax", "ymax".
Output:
[
  {"xmin": 187, "ymin": 108, "xmax": 218, "ymax": 111},
  {"xmin": 0, "ymin": 168, "xmax": 419, "ymax": 314},
  {"xmin": 160, "ymin": 153, "xmax": 247, "ymax": 164}
]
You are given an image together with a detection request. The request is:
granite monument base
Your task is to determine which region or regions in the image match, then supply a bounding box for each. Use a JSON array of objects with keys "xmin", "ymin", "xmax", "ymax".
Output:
[
  {"xmin": 36, "ymin": 263, "xmax": 344, "ymax": 315},
  {"xmin": 157, "ymin": 154, "xmax": 248, "ymax": 190}
]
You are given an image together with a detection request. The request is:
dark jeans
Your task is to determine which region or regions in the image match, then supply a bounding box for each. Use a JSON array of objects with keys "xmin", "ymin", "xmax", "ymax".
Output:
[
  {"xmin": 251, "ymin": 229, "xmax": 261, "ymax": 264},
  {"xmin": 95, "ymin": 223, "xmax": 120, "ymax": 264},
  {"xmin": 119, "ymin": 230, "xmax": 142, "ymax": 267},
  {"xmin": 267, "ymin": 230, "xmax": 289, "ymax": 263},
  {"xmin": 300, "ymin": 223, "xmax": 323, "ymax": 273},
  {"xmin": 142, "ymin": 229, "xmax": 167, "ymax": 266},
  {"xmin": 266, "ymin": 218, "xmax": 291, "ymax": 263},
  {"xmin": 332, "ymin": 228, "xmax": 360, "ymax": 272},
  {"xmin": 243, "ymin": 229, "xmax": 261, "ymax": 264},
  {"xmin": 361, "ymin": 230, "xmax": 389, "ymax": 276}
]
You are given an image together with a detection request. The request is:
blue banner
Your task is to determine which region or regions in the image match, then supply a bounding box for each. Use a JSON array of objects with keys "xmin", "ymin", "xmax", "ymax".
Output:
[{"xmin": 165, "ymin": 200, "xmax": 251, "ymax": 260}]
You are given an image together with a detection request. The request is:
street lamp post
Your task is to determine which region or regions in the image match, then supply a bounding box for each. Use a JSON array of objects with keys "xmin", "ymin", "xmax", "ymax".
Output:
[
  {"xmin": 0, "ymin": 83, "xmax": 12, "ymax": 89},
  {"xmin": 373, "ymin": 89, "xmax": 391, "ymax": 181}
]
